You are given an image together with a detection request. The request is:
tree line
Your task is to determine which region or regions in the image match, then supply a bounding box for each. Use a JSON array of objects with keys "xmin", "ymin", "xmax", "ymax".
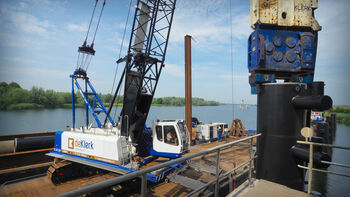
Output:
[
  {"xmin": 0, "ymin": 82, "xmax": 220, "ymax": 110},
  {"xmin": 330, "ymin": 106, "xmax": 350, "ymax": 125},
  {"xmin": 152, "ymin": 97, "xmax": 220, "ymax": 106}
]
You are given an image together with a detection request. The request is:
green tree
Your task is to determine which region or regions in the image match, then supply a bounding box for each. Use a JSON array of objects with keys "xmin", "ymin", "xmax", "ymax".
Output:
[
  {"xmin": 103, "ymin": 94, "xmax": 113, "ymax": 103},
  {"xmin": 0, "ymin": 82, "xmax": 8, "ymax": 95},
  {"xmin": 0, "ymin": 88, "xmax": 31, "ymax": 109},
  {"xmin": 57, "ymin": 92, "xmax": 71, "ymax": 105},
  {"xmin": 44, "ymin": 90, "xmax": 58, "ymax": 108},
  {"xmin": 8, "ymin": 82, "xmax": 21, "ymax": 89},
  {"xmin": 30, "ymin": 87, "xmax": 47, "ymax": 104}
]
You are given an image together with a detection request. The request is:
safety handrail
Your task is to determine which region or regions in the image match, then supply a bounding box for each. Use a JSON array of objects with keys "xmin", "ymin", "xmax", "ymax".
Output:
[
  {"xmin": 58, "ymin": 133, "xmax": 261, "ymax": 197},
  {"xmin": 297, "ymin": 140, "xmax": 350, "ymax": 195}
]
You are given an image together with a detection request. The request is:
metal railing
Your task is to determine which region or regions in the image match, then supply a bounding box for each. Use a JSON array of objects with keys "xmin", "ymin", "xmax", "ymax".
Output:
[
  {"xmin": 58, "ymin": 133, "xmax": 261, "ymax": 197},
  {"xmin": 297, "ymin": 140, "xmax": 350, "ymax": 195}
]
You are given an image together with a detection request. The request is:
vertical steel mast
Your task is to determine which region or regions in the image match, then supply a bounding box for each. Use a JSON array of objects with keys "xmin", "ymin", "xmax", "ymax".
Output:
[{"xmin": 104, "ymin": 0, "xmax": 176, "ymax": 145}]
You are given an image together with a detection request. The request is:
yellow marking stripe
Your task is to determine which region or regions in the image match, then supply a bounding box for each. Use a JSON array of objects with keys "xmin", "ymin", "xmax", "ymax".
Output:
[{"xmin": 61, "ymin": 149, "xmax": 118, "ymax": 165}]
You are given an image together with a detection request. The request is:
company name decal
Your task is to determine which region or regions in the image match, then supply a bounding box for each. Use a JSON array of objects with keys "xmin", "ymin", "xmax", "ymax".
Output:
[{"xmin": 68, "ymin": 138, "xmax": 94, "ymax": 150}]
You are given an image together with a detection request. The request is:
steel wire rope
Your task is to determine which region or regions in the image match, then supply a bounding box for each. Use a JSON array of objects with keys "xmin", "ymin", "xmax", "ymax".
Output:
[
  {"xmin": 81, "ymin": 53, "xmax": 86, "ymax": 69},
  {"xmin": 86, "ymin": 0, "xmax": 106, "ymax": 72},
  {"xmin": 85, "ymin": 55, "xmax": 92, "ymax": 71},
  {"xmin": 77, "ymin": 0, "xmax": 98, "ymax": 70},
  {"xmin": 111, "ymin": 0, "xmax": 134, "ymax": 122},
  {"xmin": 76, "ymin": 53, "xmax": 80, "ymax": 69},
  {"xmin": 84, "ymin": 0, "xmax": 99, "ymax": 45},
  {"xmin": 83, "ymin": 53, "xmax": 90, "ymax": 70},
  {"xmin": 91, "ymin": 0, "xmax": 106, "ymax": 47},
  {"xmin": 229, "ymin": 0, "xmax": 235, "ymax": 119}
]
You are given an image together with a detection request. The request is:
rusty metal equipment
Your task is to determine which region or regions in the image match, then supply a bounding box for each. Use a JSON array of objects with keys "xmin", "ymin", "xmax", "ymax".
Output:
[
  {"xmin": 229, "ymin": 119, "xmax": 246, "ymax": 137},
  {"xmin": 248, "ymin": 0, "xmax": 334, "ymax": 192},
  {"xmin": 185, "ymin": 35, "xmax": 192, "ymax": 143},
  {"xmin": 248, "ymin": 0, "xmax": 321, "ymax": 94},
  {"xmin": 250, "ymin": 0, "xmax": 321, "ymax": 31}
]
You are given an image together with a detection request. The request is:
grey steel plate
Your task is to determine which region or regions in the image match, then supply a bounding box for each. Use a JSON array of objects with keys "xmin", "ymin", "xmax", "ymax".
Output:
[
  {"xmin": 46, "ymin": 152, "xmax": 129, "ymax": 175},
  {"xmin": 169, "ymin": 174, "xmax": 206, "ymax": 190},
  {"xmin": 189, "ymin": 162, "xmax": 216, "ymax": 175}
]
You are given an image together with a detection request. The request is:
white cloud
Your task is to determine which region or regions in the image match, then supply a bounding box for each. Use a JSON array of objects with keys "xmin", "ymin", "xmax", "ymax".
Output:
[
  {"xmin": 30, "ymin": 0, "xmax": 50, "ymax": 5},
  {"xmin": 312, "ymin": 0, "xmax": 350, "ymax": 105},
  {"xmin": 23, "ymin": 67, "xmax": 67, "ymax": 79},
  {"xmin": 4, "ymin": 56, "xmax": 39, "ymax": 65},
  {"xmin": 19, "ymin": 2, "xmax": 27, "ymax": 9},
  {"xmin": 163, "ymin": 63, "xmax": 184, "ymax": 78},
  {"xmin": 13, "ymin": 12, "xmax": 50, "ymax": 35},
  {"xmin": 66, "ymin": 23, "xmax": 88, "ymax": 32},
  {"xmin": 169, "ymin": 0, "xmax": 250, "ymax": 50},
  {"xmin": 0, "ymin": 6, "xmax": 52, "ymax": 36},
  {"xmin": 220, "ymin": 73, "xmax": 247, "ymax": 81},
  {"xmin": 231, "ymin": 14, "xmax": 251, "ymax": 39},
  {"xmin": 0, "ymin": 64, "xmax": 68, "ymax": 90}
]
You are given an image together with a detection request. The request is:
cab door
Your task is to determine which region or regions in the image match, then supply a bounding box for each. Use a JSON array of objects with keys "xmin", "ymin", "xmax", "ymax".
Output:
[{"xmin": 152, "ymin": 124, "xmax": 181, "ymax": 157}]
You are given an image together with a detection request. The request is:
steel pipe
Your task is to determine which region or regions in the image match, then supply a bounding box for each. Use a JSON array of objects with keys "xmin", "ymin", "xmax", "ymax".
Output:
[
  {"xmin": 185, "ymin": 35, "xmax": 192, "ymax": 143},
  {"xmin": 297, "ymin": 140, "xmax": 350, "ymax": 150},
  {"xmin": 290, "ymin": 145, "xmax": 331, "ymax": 168},
  {"xmin": 15, "ymin": 136, "xmax": 55, "ymax": 152},
  {"xmin": 292, "ymin": 95, "xmax": 332, "ymax": 111},
  {"xmin": 298, "ymin": 165, "xmax": 350, "ymax": 178}
]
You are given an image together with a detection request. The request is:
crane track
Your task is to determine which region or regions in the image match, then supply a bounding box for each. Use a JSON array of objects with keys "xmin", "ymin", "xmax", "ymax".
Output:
[{"xmin": 47, "ymin": 159, "xmax": 106, "ymax": 185}]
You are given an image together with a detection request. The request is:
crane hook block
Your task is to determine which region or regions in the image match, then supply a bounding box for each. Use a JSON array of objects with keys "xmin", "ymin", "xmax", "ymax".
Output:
[{"xmin": 78, "ymin": 44, "xmax": 95, "ymax": 56}]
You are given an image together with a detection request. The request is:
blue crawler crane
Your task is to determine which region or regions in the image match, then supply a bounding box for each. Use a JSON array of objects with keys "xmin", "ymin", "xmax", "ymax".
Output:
[{"xmin": 47, "ymin": 0, "xmax": 190, "ymax": 185}]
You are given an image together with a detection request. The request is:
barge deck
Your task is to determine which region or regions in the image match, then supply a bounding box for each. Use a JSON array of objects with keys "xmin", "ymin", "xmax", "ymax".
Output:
[{"xmin": 0, "ymin": 136, "xmax": 251, "ymax": 197}]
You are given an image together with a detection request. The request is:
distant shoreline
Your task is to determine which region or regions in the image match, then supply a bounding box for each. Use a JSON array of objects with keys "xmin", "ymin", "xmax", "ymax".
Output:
[
  {"xmin": 330, "ymin": 106, "xmax": 350, "ymax": 125},
  {"xmin": 3, "ymin": 103, "xmax": 222, "ymax": 111},
  {"xmin": 0, "ymin": 82, "xmax": 221, "ymax": 111}
]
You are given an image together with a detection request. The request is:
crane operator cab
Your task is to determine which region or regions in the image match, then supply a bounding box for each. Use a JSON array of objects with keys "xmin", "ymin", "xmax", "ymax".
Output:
[{"xmin": 151, "ymin": 120, "xmax": 189, "ymax": 158}]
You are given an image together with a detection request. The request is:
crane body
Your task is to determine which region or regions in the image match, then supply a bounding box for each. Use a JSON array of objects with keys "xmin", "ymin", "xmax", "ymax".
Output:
[{"xmin": 47, "ymin": 0, "xmax": 190, "ymax": 184}]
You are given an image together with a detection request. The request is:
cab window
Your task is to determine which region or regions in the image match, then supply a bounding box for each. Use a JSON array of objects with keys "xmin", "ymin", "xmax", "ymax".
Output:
[
  {"xmin": 164, "ymin": 125, "xmax": 178, "ymax": 145},
  {"xmin": 156, "ymin": 126, "xmax": 163, "ymax": 141}
]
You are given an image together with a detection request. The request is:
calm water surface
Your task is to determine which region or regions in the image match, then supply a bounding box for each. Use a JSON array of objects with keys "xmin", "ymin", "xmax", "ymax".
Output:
[
  {"xmin": 0, "ymin": 105, "xmax": 256, "ymax": 134},
  {"xmin": 311, "ymin": 124, "xmax": 350, "ymax": 196},
  {"xmin": 0, "ymin": 105, "xmax": 349, "ymax": 196}
]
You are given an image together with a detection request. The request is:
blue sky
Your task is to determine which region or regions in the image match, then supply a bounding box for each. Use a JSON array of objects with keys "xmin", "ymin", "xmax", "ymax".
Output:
[{"xmin": 0, "ymin": 0, "xmax": 349, "ymax": 105}]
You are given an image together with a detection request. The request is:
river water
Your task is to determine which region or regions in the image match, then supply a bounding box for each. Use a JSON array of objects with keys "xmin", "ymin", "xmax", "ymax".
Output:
[
  {"xmin": 0, "ymin": 105, "xmax": 349, "ymax": 196},
  {"xmin": 0, "ymin": 105, "xmax": 256, "ymax": 134}
]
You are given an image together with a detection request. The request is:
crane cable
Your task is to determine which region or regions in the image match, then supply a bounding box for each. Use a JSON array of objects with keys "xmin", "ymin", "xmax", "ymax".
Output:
[
  {"xmin": 111, "ymin": 0, "xmax": 134, "ymax": 121},
  {"xmin": 84, "ymin": 0, "xmax": 99, "ymax": 46},
  {"xmin": 76, "ymin": 0, "xmax": 98, "ymax": 70},
  {"xmin": 76, "ymin": 0, "xmax": 99, "ymax": 70},
  {"xmin": 76, "ymin": 0, "xmax": 107, "ymax": 72},
  {"xmin": 86, "ymin": 0, "xmax": 107, "ymax": 71},
  {"xmin": 91, "ymin": 0, "xmax": 106, "ymax": 47},
  {"xmin": 229, "ymin": 0, "xmax": 235, "ymax": 119}
]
